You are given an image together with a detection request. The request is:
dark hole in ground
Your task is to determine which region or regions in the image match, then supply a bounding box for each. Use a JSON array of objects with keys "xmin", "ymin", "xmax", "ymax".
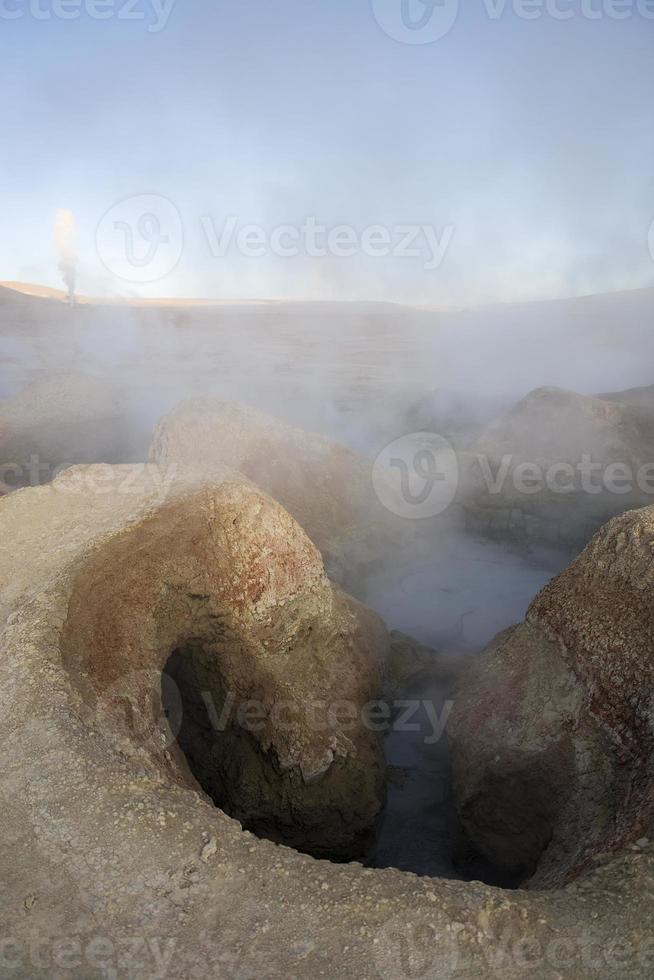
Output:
[
  {"xmin": 362, "ymin": 537, "xmax": 570, "ymax": 888},
  {"xmin": 161, "ymin": 540, "xmax": 568, "ymax": 886},
  {"xmin": 368, "ymin": 672, "xmax": 523, "ymax": 889},
  {"xmin": 162, "ymin": 643, "xmax": 378, "ymax": 864}
]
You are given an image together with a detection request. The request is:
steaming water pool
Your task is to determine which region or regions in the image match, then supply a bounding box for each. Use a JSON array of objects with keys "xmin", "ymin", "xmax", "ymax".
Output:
[
  {"xmin": 364, "ymin": 535, "xmax": 565, "ymax": 653},
  {"xmin": 364, "ymin": 535, "xmax": 569, "ymax": 880}
]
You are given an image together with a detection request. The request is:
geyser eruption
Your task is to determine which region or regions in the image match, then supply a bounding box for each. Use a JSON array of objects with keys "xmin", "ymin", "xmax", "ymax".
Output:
[{"xmin": 54, "ymin": 209, "xmax": 78, "ymax": 306}]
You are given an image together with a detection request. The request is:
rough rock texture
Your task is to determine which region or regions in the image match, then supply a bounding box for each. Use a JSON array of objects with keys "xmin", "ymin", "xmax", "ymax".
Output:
[
  {"xmin": 3, "ymin": 467, "xmax": 654, "ymax": 978},
  {"xmin": 449, "ymin": 504, "xmax": 654, "ymax": 890},
  {"xmin": 39, "ymin": 467, "xmax": 386, "ymax": 860},
  {"xmin": 0, "ymin": 371, "xmax": 129, "ymax": 492},
  {"xmin": 459, "ymin": 386, "xmax": 654, "ymax": 551},
  {"xmin": 149, "ymin": 398, "xmax": 413, "ymax": 588}
]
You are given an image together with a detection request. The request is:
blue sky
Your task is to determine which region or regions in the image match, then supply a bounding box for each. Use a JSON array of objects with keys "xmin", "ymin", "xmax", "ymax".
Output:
[{"xmin": 1, "ymin": 0, "xmax": 653, "ymax": 302}]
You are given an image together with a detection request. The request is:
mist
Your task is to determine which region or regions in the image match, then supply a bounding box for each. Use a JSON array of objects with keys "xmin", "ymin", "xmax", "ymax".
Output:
[{"xmin": 1, "ymin": 1, "xmax": 653, "ymax": 891}]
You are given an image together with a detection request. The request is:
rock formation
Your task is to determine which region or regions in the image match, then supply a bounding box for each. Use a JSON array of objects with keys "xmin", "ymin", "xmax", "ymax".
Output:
[
  {"xmin": 459, "ymin": 386, "xmax": 654, "ymax": 551},
  {"xmin": 600, "ymin": 382, "xmax": 654, "ymax": 412},
  {"xmin": 2, "ymin": 468, "xmax": 654, "ymax": 978},
  {"xmin": 150, "ymin": 398, "xmax": 414, "ymax": 587},
  {"xmin": 449, "ymin": 504, "xmax": 654, "ymax": 889},
  {"xmin": 23, "ymin": 466, "xmax": 387, "ymax": 859}
]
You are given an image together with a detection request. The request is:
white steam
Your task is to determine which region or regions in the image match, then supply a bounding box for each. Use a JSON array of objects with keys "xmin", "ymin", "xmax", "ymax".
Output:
[{"xmin": 54, "ymin": 210, "xmax": 78, "ymax": 306}]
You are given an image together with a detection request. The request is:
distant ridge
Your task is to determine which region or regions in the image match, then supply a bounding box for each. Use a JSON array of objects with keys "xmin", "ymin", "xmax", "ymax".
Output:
[
  {"xmin": 0, "ymin": 282, "xmax": 77, "ymax": 302},
  {"xmin": 0, "ymin": 282, "xmax": 279, "ymax": 308},
  {"xmin": 1, "ymin": 279, "xmax": 653, "ymax": 312}
]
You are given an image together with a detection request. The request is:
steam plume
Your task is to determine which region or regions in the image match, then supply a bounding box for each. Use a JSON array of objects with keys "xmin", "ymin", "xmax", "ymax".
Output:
[{"xmin": 54, "ymin": 209, "xmax": 77, "ymax": 306}]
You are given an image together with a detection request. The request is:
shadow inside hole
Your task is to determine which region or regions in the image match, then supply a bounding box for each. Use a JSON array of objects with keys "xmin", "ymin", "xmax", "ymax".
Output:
[
  {"xmin": 368, "ymin": 672, "xmax": 523, "ymax": 889},
  {"xmin": 161, "ymin": 644, "xmax": 379, "ymax": 863},
  {"xmin": 163, "ymin": 645, "xmax": 524, "ymax": 886}
]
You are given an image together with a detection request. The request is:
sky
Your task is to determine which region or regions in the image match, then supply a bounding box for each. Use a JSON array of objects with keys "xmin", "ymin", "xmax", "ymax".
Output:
[{"xmin": 1, "ymin": 0, "xmax": 653, "ymax": 304}]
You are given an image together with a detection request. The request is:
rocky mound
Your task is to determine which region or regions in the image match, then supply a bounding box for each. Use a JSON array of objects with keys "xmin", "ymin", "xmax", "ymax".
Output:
[
  {"xmin": 0, "ymin": 371, "xmax": 129, "ymax": 492},
  {"xmin": 404, "ymin": 388, "xmax": 507, "ymax": 449},
  {"xmin": 449, "ymin": 504, "xmax": 654, "ymax": 889},
  {"xmin": 476, "ymin": 385, "xmax": 654, "ymax": 461},
  {"xmin": 460, "ymin": 386, "xmax": 654, "ymax": 550},
  {"xmin": 26, "ymin": 466, "xmax": 386, "ymax": 859},
  {"xmin": 2, "ymin": 469, "xmax": 654, "ymax": 976},
  {"xmin": 150, "ymin": 398, "xmax": 412, "ymax": 587},
  {"xmin": 599, "ymin": 382, "xmax": 654, "ymax": 410}
]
